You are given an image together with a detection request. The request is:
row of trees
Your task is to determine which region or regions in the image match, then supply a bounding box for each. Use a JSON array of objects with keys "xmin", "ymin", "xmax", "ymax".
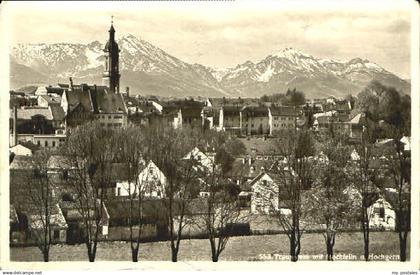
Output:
[
  {"xmin": 17, "ymin": 121, "xmax": 410, "ymax": 263},
  {"xmin": 15, "ymin": 122, "xmax": 248, "ymax": 262},
  {"xmin": 12, "ymin": 82, "xmax": 410, "ymax": 262}
]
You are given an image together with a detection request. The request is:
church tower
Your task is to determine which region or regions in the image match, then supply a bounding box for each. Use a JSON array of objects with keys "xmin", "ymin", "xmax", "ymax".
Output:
[{"xmin": 102, "ymin": 17, "xmax": 120, "ymax": 94}]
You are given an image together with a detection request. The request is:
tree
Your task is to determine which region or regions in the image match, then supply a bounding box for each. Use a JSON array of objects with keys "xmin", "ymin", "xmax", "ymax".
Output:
[
  {"xmin": 116, "ymin": 125, "xmax": 146, "ymax": 262},
  {"xmin": 61, "ymin": 121, "xmax": 117, "ymax": 262},
  {"xmin": 307, "ymin": 132, "xmax": 357, "ymax": 261},
  {"xmin": 269, "ymin": 129, "xmax": 315, "ymax": 261},
  {"xmin": 376, "ymin": 124, "xmax": 411, "ymax": 261},
  {"xmin": 14, "ymin": 150, "xmax": 55, "ymax": 262},
  {"xmin": 283, "ymin": 88, "xmax": 306, "ymax": 107},
  {"xmin": 143, "ymin": 123, "xmax": 200, "ymax": 262},
  {"xmin": 196, "ymin": 131, "xmax": 245, "ymax": 262},
  {"xmin": 351, "ymin": 125, "xmax": 377, "ymax": 262}
]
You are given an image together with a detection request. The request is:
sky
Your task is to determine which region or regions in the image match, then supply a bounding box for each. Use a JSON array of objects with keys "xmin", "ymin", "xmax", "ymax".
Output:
[{"xmin": 3, "ymin": 0, "xmax": 413, "ymax": 79}]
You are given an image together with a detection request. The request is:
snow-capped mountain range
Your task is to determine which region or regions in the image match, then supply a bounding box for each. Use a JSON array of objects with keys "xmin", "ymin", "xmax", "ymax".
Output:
[{"xmin": 10, "ymin": 34, "xmax": 410, "ymax": 98}]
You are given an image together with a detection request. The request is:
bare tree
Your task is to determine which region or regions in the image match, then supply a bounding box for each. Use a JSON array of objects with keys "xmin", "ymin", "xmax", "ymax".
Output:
[
  {"xmin": 196, "ymin": 131, "xmax": 244, "ymax": 262},
  {"xmin": 377, "ymin": 126, "xmax": 411, "ymax": 261},
  {"xmin": 116, "ymin": 125, "xmax": 146, "ymax": 262},
  {"xmin": 268, "ymin": 129, "xmax": 315, "ymax": 262},
  {"xmin": 15, "ymin": 150, "xmax": 55, "ymax": 262},
  {"xmin": 61, "ymin": 121, "xmax": 116, "ymax": 262},
  {"xmin": 143, "ymin": 123, "xmax": 199, "ymax": 262},
  {"xmin": 307, "ymin": 132, "xmax": 358, "ymax": 261},
  {"xmin": 352, "ymin": 125, "xmax": 377, "ymax": 262}
]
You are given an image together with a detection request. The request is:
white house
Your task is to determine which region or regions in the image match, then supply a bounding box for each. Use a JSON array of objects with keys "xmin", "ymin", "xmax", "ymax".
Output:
[
  {"xmin": 400, "ymin": 136, "xmax": 411, "ymax": 151},
  {"xmin": 368, "ymin": 196, "xmax": 396, "ymax": 230},
  {"xmin": 115, "ymin": 160, "xmax": 166, "ymax": 199},
  {"xmin": 249, "ymin": 172, "xmax": 281, "ymax": 214},
  {"xmin": 9, "ymin": 144, "xmax": 32, "ymax": 156},
  {"xmin": 183, "ymin": 147, "xmax": 215, "ymax": 172}
]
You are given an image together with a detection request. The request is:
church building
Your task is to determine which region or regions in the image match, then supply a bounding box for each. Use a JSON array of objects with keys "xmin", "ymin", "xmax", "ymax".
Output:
[{"xmin": 60, "ymin": 20, "xmax": 127, "ymax": 128}]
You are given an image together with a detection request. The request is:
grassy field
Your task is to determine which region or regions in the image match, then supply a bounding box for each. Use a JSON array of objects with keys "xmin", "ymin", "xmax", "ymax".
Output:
[{"xmin": 11, "ymin": 231, "xmax": 408, "ymax": 261}]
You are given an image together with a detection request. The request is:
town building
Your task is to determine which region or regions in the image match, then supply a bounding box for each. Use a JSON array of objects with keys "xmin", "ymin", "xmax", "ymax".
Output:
[
  {"xmin": 241, "ymin": 106, "xmax": 270, "ymax": 136},
  {"xmin": 268, "ymin": 106, "xmax": 297, "ymax": 135},
  {"xmin": 115, "ymin": 160, "xmax": 166, "ymax": 199}
]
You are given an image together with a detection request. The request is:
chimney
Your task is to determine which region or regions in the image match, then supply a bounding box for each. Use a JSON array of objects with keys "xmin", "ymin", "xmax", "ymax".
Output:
[
  {"xmin": 126, "ymin": 87, "xmax": 130, "ymax": 97},
  {"xmin": 69, "ymin": 77, "xmax": 74, "ymax": 89},
  {"xmin": 12, "ymin": 106, "xmax": 18, "ymax": 146},
  {"xmin": 248, "ymin": 156, "xmax": 253, "ymax": 166}
]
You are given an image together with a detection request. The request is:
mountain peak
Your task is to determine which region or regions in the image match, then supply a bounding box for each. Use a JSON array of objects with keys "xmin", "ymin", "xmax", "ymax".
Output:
[
  {"xmin": 119, "ymin": 33, "xmax": 141, "ymax": 43},
  {"xmin": 272, "ymin": 47, "xmax": 313, "ymax": 59}
]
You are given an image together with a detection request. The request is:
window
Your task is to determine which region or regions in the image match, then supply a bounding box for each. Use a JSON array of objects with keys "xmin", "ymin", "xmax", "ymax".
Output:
[
  {"xmin": 114, "ymin": 115, "xmax": 123, "ymax": 119},
  {"xmin": 45, "ymin": 141, "xmax": 48, "ymax": 147},
  {"xmin": 157, "ymin": 191, "xmax": 161, "ymax": 197},
  {"xmin": 54, "ymin": 230, "xmax": 60, "ymax": 240},
  {"xmin": 62, "ymin": 170, "xmax": 68, "ymax": 180},
  {"xmin": 108, "ymin": 115, "xmax": 111, "ymax": 119},
  {"xmin": 62, "ymin": 193, "xmax": 73, "ymax": 202},
  {"xmin": 117, "ymin": 187, "xmax": 121, "ymax": 196},
  {"xmin": 37, "ymin": 141, "xmax": 41, "ymax": 146},
  {"xmin": 52, "ymin": 141, "xmax": 56, "ymax": 147}
]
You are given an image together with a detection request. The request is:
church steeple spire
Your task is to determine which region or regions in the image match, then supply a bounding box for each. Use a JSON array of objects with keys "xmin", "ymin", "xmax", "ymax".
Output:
[{"xmin": 102, "ymin": 17, "xmax": 120, "ymax": 94}]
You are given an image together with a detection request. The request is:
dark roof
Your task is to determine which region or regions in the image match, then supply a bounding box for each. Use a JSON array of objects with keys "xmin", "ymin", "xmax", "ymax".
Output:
[
  {"xmin": 49, "ymin": 105, "xmax": 65, "ymax": 121},
  {"xmin": 229, "ymin": 158, "xmax": 276, "ymax": 182},
  {"xmin": 161, "ymin": 105, "xmax": 180, "ymax": 116},
  {"xmin": 241, "ymin": 106, "xmax": 269, "ymax": 117},
  {"xmin": 11, "ymin": 107, "xmax": 53, "ymax": 120},
  {"xmin": 223, "ymin": 106, "xmax": 242, "ymax": 116},
  {"xmin": 270, "ymin": 106, "xmax": 297, "ymax": 116},
  {"xmin": 10, "ymin": 155, "xmax": 34, "ymax": 170},
  {"xmin": 90, "ymin": 85, "xmax": 126, "ymax": 114},
  {"xmin": 106, "ymin": 198, "xmax": 166, "ymax": 221},
  {"xmin": 181, "ymin": 106, "xmax": 202, "ymax": 118},
  {"xmin": 110, "ymin": 163, "xmax": 131, "ymax": 181},
  {"xmin": 239, "ymin": 138, "xmax": 281, "ymax": 156},
  {"xmin": 335, "ymin": 100, "xmax": 351, "ymax": 112},
  {"xmin": 66, "ymin": 86, "xmax": 93, "ymax": 113},
  {"xmin": 208, "ymin": 98, "xmax": 259, "ymax": 108},
  {"xmin": 202, "ymin": 106, "xmax": 219, "ymax": 116},
  {"xmin": 66, "ymin": 85, "xmax": 126, "ymax": 115}
]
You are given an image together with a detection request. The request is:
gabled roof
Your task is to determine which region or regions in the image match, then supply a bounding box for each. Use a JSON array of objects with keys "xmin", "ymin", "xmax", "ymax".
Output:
[
  {"xmin": 269, "ymin": 106, "xmax": 297, "ymax": 116},
  {"xmin": 222, "ymin": 105, "xmax": 242, "ymax": 116},
  {"xmin": 29, "ymin": 204, "xmax": 68, "ymax": 229},
  {"xmin": 349, "ymin": 113, "xmax": 366, "ymax": 124},
  {"xmin": 49, "ymin": 105, "xmax": 65, "ymax": 121},
  {"xmin": 248, "ymin": 171, "xmax": 283, "ymax": 188},
  {"xmin": 10, "ymin": 155, "xmax": 34, "ymax": 170},
  {"xmin": 181, "ymin": 106, "xmax": 202, "ymax": 118},
  {"xmin": 239, "ymin": 138, "xmax": 281, "ymax": 156},
  {"xmin": 65, "ymin": 87, "xmax": 93, "ymax": 113},
  {"xmin": 66, "ymin": 85, "xmax": 127, "ymax": 115},
  {"xmin": 90, "ymin": 86, "xmax": 126, "ymax": 114},
  {"xmin": 241, "ymin": 106, "xmax": 269, "ymax": 117},
  {"xmin": 207, "ymin": 97, "xmax": 259, "ymax": 108}
]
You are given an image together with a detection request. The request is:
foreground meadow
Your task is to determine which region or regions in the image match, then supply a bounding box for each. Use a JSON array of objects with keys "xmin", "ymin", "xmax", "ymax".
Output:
[{"xmin": 11, "ymin": 231, "xmax": 408, "ymax": 262}]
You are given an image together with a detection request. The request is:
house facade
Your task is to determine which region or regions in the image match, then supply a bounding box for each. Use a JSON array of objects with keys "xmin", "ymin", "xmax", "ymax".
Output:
[
  {"xmin": 241, "ymin": 106, "xmax": 270, "ymax": 136},
  {"xmin": 268, "ymin": 106, "xmax": 297, "ymax": 135},
  {"xmin": 115, "ymin": 160, "xmax": 166, "ymax": 199}
]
